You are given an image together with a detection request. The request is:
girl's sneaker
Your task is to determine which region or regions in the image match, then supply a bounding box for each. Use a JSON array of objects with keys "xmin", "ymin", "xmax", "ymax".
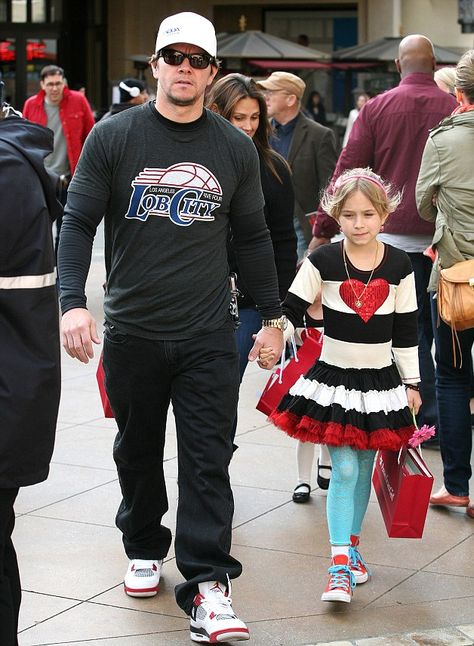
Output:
[
  {"xmin": 349, "ymin": 545, "xmax": 370, "ymax": 584},
  {"xmin": 321, "ymin": 555, "xmax": 355, "ymax": 603}
]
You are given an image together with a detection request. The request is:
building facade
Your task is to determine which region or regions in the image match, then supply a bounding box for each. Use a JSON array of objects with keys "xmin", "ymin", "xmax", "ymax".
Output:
[{"xmin": 1, "ymin": 0, "xmax": 472, "ymax": 115}]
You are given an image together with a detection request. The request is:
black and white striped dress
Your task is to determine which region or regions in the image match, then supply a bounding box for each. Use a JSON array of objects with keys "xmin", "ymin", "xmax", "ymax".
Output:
[{"xmin": 270, "ymin": 241, "xmax": 419, "ymax": 451}]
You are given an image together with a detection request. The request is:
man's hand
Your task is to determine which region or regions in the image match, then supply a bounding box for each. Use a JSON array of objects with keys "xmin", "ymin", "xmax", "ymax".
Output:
[
  {"xmin": 61, "ymin": 307, "xmax": 101, "ymax": 364},
  {"xmin": 248, "ymin": 327, "xmax": 284, "ymax": 370}
]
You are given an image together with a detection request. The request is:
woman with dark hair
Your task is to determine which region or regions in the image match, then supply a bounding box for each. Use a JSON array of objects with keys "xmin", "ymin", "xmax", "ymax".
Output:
[
  {"xmin": 416, "ymin": 49, "xmax": 474, "ymax": 520},
  {"xmin": 306, "ymin": 90, "xmax": 327, "ymax": 126},
  {"xmin": 207, "ymin": 73, "xmax": 297, "ymax": 426}
]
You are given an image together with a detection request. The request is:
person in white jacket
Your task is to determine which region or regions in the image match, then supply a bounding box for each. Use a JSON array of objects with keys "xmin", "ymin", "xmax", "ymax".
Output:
[{"xmin": 342, "ymin": 92, "xmax": 369, "ymax": 148}]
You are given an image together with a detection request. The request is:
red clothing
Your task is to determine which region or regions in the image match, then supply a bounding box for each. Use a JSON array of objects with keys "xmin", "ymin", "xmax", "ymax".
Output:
[
  {"xmin": 23, "ymin": 87, "xmax": 95, "ymax": 174},
  {"xmin": 313, "ymin": 73, "xmax": 457, "ymax": 239}
]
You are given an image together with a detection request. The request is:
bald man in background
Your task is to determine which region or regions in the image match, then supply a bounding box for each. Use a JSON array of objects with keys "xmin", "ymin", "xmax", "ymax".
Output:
[{"xmin": 308, "ymin": 35, "xmax": 457, "ymax": 437}]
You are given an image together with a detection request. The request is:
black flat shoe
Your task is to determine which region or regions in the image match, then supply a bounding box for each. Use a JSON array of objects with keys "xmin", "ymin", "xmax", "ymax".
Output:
[
  {"xmin": 317, "ymin": 459, "xmax": 332, "ymax": 490},
  {"xmin": 292, "ymin": 483, "xmax": 311, "ymax": 503}
]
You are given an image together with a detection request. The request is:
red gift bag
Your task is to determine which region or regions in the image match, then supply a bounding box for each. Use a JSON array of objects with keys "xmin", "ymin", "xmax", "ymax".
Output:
[
  {"xmin": 96, "ymin": 352, "xmax": 115, "ymax": 418},
  {"xmin": 372, "ymin": 446, "xmax": 434, "ymax": 539},
  {"xmin": 256, "ymin": 328, "xmax": 323, "ymax": 416}
]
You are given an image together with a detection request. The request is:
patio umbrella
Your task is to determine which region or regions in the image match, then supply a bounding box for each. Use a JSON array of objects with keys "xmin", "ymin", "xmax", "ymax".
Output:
[
  {"xmin": 217, "ymin": 31, "xmax": 329, "ymax": 60},
  {"xmin": 332, "ymin": 37, "xmax": 461, "ymax": 64}
]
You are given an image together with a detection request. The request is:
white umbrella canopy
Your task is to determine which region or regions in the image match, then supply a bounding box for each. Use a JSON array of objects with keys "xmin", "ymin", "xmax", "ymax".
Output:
[{"xmin": 217, "ymin": 31, "xmax": 329, "ymax": 60}]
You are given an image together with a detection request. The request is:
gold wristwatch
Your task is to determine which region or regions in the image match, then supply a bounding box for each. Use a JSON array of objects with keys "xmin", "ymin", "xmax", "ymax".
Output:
[{"xmin": 262, "ymin": 315, "xmax": 288, "ymax": 331}]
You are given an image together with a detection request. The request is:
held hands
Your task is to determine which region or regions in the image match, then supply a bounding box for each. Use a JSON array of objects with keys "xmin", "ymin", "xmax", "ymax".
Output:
[
  {"xmin": 248, "ymin": 326, "xmax": 284, "ymax": 370},
  {"xmin": 406, "ymin": 388, "xmax": 422, "ymax": 415},
  {"xmin": 61, "ymin": 307, "xmax": 101, "ymax": 364}
]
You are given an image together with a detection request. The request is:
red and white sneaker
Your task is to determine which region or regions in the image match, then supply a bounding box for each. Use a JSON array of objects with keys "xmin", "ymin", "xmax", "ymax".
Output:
[
  {"xmin": 190, "ymin": 580, "xmax": 249, "ymax": 643},
  {"xmin": 124, "ymin": 559, "xmax": 162, "ymax": 597},
  {"xmin": 321, "ymin": 555, "xmax": 355, "ymax": 603},
  {"xmin": 349, "ymin": 544, "xmax": 370, "ymax": 584}
]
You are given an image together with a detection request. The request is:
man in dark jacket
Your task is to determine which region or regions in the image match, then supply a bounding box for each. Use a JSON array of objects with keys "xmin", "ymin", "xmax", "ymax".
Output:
[
  {"xmin": 0, "ymin": 99, "xmax": 61, "ymax": 646},
  {"xmin": 257, "ymin": 71, "xmax": 337, "ymax": 260}
]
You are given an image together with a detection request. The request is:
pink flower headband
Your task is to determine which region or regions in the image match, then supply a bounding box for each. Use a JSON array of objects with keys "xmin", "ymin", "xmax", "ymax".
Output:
[{"xmin": 334, "ymin": 173, "xmax": 387, "ymax": 197}]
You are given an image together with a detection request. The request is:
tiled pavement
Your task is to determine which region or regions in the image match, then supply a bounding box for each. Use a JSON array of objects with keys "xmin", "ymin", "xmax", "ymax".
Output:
[{"xmin": 15, "ymin": 245, "xmax": 474, "ymax": 645}]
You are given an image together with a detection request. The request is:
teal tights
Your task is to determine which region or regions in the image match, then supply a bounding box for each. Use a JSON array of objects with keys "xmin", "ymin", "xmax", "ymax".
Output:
[{"xmin": 326, "ymin": 446, "xmax": 376, "ymax": 546}]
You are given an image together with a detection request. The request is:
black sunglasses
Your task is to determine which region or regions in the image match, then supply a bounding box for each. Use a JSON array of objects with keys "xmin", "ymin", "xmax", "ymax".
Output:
[{"xmin": 158, "ymin": 49, "xmax": 215, "ymax": 70}]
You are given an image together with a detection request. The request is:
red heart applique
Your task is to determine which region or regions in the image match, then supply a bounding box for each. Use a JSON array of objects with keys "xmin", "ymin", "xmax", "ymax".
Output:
[{"xmin": 339, "ymin": 278, "xmax": 389, "ymax": 322}]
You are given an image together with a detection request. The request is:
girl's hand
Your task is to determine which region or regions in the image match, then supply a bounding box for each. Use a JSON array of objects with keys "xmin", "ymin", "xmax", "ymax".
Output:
[
  {"xmin": 249, "ymin": 327, "xmax": 283, "ymax": 370},
  {"xmin": 406, "ymin": 388, "xmax": 422, "ymax": 415},
  {"xmin": 258, "ymin": 346, "xmax": 276, "ymax": 368}
]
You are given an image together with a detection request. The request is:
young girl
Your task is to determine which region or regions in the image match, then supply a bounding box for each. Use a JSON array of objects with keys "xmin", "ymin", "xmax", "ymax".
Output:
[
  {"xmin": 293, "ymin": 298, "xmax": 332, "ymax": 503},
  {"xmin": 261, "ymin": 168, "xmax": 422, "ymax": 603}
]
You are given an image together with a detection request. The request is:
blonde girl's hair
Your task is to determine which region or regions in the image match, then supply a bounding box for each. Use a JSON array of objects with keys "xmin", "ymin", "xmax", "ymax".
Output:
[{"xmin": 320, "ymin": 167, "xmax": 402, "ymax": 221}]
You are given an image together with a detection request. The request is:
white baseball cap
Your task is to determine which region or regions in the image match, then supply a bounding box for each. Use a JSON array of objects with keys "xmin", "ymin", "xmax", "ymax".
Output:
[{"xmin": 155, "ymin": 12, "xmax": 217, "ymax": 58}]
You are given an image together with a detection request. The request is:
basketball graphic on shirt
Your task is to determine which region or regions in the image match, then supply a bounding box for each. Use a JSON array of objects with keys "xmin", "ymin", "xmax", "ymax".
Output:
[
  {"xmin": 125, "ymin": 162, "xmax": 223, "ymax": 224},
  {"xmin": 158, "ymin": 163, "xmax": 220, "ymax": 193}
]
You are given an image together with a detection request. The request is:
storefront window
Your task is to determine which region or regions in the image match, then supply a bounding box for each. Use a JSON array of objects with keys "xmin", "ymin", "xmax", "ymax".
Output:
[
  {"xmin": 1, "ymin": 0, "xmax": 56, "ymax": 23},
  {"xmin": 0, "ymin": 37, "xmax": 16, "ymax": 103},
  {"xmin": 32, "ymin": 0, "xmax": 45, "ymax": 23},
  {"xmin": 0, "ymin": 0, "xmax": 7, "ymax": 22},
  {"xmin": 26, "ymin": 37, "xmax": 56, "ymax": 95},
  {"xmin": 50, "ymin": 0, "xmax": 62, "ymax": 22},
  {"xmin": 11, "ymin": 0, "xmax": 27, "ymax": 23}
]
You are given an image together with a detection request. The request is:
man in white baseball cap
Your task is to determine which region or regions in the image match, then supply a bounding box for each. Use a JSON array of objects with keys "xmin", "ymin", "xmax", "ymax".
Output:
[
  {"xmin": 58, "ymin": 10, "xmax": 284, "ymax": 644},
  {"xmin": 155, "ymin": 11, "xmax": 217, "ymax": 58}
]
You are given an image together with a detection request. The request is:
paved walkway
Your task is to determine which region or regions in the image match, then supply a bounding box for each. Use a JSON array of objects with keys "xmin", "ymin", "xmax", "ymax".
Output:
[{"xmin": 15, "ymin": 250, "xmax": 474, "ymax": 645}]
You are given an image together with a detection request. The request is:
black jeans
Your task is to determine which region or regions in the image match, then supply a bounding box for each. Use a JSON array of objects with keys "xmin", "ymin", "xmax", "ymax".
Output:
[
  {"xmin": 103, "ymin": 322, "xmax": 242, "ymax": 614},
  {"xmin": 431, "ymin": 296, "xmax": 473, "ymax": 496},
  {"xmin": 0, "ymin": 488, "xmax": 20, "ymax": 646}
]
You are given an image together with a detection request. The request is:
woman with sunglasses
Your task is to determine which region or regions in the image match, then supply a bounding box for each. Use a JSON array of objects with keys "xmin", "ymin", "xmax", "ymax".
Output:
[{"xmin": 207, "ymin": 73, "xmax": 297, "ymax": 440}]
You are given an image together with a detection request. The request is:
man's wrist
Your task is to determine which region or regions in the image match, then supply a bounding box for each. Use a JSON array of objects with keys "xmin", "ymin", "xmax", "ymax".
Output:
[{"xmin": 261, "ymin": 315, "xmax": 288, "ymax": 331}]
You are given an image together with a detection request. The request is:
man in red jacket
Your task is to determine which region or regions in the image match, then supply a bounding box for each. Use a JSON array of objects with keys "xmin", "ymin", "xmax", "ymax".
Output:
[{"xmin": 23, "ymin": 65, "xmax": 95, "ymax": 255}]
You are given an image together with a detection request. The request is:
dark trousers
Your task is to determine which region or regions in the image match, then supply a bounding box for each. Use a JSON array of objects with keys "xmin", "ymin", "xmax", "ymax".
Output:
[
  {"xmin": 431, "ymin": 296, "xmax": 473, "ymax": 496},
  {"xmin": 0, "ymin": 488, "xmax": 20, "ymax": 646},
  {"xmin": 407, "ymin": 253, "xmax": 438, "ymax": 428},
  {"xmin": 235, "ymin": 307, "xmax": 262, "ymax": 382},
  {"xmin": 103, "ymin": 322, "xmax": 242, "ymax": 614}
]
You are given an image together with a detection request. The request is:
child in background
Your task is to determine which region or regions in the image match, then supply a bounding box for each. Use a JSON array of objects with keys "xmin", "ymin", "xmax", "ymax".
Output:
[
  {"xmin": 293, "ymin": 296, "xmax": 332, "ymax": 503},
  {"xmin": 261, "ymin": 168, "xmax": 422, "ymax": 603}
]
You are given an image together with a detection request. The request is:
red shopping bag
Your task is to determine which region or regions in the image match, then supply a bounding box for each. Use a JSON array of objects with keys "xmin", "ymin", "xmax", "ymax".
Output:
[
  {"xmin": 372, "ymin": 447, "xmax": 434, "ymax": 539},
  {"xmin": 96, "ymin": 352, "xmax": 115, "ymax": 418},
  {"xmin": 256, "ymin": 328, "xmax": 323, "ymax": 416}
]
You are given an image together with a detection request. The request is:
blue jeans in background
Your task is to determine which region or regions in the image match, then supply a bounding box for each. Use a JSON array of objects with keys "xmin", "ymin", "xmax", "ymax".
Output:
[
  {"xmin": 407, "ymin": 253, "xmax": 438, "ymax": 430},
  {"xmin": 431, "ymin": 295, "xmax": 473, "ymax": 496}
]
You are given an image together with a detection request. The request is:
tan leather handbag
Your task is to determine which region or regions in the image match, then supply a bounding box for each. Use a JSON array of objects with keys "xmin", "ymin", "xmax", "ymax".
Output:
[
  {"xmin": 437, "ymin": 259, "xmax": 474, "ymax": 366},
  {"xmin": 437, "ymin": 259, "xmax": 474, "ymax": 331}
]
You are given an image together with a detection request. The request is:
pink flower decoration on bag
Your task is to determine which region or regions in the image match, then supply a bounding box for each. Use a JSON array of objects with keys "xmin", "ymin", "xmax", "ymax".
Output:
[{"xmin": 408, "ymin": 424, "xmax": 436, "ymax": 448}]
